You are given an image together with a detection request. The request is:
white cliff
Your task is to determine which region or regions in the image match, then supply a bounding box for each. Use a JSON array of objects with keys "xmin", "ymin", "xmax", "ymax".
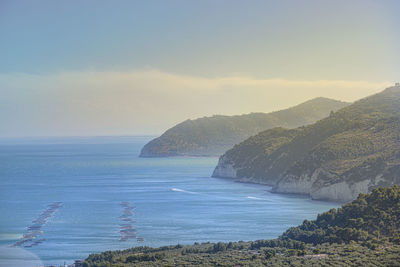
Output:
[
  {"xmin": 310, "ymin": 179, "xmax": 370, "ymax": 202},
  {"xmin": 212, "ymin": 156, "xmax": 237, "ymax": 178}
]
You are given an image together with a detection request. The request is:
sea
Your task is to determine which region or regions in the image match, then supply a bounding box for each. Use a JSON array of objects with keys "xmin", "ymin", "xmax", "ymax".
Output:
[{"xmin": 0, "ymin": 136, "xmax": 339, "ymax": 266}]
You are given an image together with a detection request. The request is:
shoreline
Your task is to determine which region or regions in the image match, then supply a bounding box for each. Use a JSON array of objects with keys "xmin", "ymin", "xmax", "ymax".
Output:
[{"xmin": 213, "ymin": 176, "xmax": 346, "ymax": 204}]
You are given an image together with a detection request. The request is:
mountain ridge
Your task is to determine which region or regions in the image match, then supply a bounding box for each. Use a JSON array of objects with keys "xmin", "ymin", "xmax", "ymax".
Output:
[
  {"xmin": 213, "ymin": 84, "xmax": 400, "ymax": 202},
  {"xmin": 140, "ymin": 97, "xmax": 349, "ymax": 157}
]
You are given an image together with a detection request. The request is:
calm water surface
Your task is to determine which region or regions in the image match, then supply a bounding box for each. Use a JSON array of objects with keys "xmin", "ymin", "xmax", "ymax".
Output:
[{"xmin": 0, "ymin": 136, "xmax": 339, "ymax": 266}]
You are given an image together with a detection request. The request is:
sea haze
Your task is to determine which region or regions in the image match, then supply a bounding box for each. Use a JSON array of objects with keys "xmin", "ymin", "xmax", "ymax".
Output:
[{"xmin": 0, "ymin": 136, "xmax": 339, "ymax": 265}]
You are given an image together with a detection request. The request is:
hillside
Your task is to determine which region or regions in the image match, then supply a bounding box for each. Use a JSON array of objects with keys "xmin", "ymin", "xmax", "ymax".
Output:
[
  {"xmin": 83, "ymin": 186, "xmax": 400, "ymax": 266},
  {"xmin": 140, "ymin": 98, "xmax": 349, "ymax": 157},
  {"xmin": 281, "ymin": 185, "xmax": 400, "ymax": 245},
  {"xmin": 213, "ymin": 84, "xmax": 400, "ymax": 202}
]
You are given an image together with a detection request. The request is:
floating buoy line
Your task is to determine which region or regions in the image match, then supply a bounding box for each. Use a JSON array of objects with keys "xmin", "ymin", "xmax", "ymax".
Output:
[
  {"xmin": 119, "ymin": 201, "xmax": 144, "ymax": 243},
  {"xmin": 10, "ymin": 202, "xmax": 63, "ymax": 248}
]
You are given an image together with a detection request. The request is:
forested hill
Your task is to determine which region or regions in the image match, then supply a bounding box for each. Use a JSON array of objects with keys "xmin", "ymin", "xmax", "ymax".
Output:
[
  {"xmin": 280, "ymin": 185, "xmax": 400, "ymax": 245},
  {"xmin": 213, "ymin": 84, "xmax": 400, "ymax": 202},
  {"xmin": 83, "ymin": 186, "xmax": 400, "ymax": 266},
  {"xmin": 140, "ymin": 97, "xmax": 349, "ymax": 157}
]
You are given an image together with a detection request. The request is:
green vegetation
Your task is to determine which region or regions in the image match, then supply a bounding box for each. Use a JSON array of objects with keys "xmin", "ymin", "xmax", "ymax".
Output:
[
  {"xmin": 83, "ymin": 186, "xmax": 400, "ymax": 266},
  {"xmin": 281, "ymin": 185, "xmax": 400, "ymax": 245},
  {"xmin": 140, "ymin": 98, "xmax": 348, "ymax": 157},
  {"xmin": 214, "ymin": 85, "xmax": 400, "ymax": 201}
]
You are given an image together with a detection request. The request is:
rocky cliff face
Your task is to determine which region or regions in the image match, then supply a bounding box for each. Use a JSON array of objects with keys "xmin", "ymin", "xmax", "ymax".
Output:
[
  {"xmin": 273, "ymin": 166, "xmax": 397, "ymax": 202},
  {"xmin": 212, "ymin": 156, "xmax": 237, "ymax": 178},
  {"xmin": 213, "ymin": 85, "xmax": 400, "ymax": 202}
]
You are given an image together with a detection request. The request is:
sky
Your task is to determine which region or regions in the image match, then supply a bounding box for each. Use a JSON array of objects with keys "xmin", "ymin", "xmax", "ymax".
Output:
[{"xmin": 0, "ymin": 0, "xmax": 399, "ymax": 137}]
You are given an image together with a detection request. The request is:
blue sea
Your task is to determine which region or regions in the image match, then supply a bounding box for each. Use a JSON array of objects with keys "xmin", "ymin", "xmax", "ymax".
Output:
[{"xmin": 0, "ymin": 136, "xmax": 339, "ymax": 266}]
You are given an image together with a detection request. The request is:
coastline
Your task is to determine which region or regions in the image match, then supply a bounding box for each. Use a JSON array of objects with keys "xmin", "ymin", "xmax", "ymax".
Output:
[{"xmin": 214, "ymin": 176, "xmax": 346, "ymax": 204}]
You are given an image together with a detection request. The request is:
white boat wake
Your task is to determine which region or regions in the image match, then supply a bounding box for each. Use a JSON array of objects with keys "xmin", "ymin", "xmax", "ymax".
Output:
[
  {"xmin": 171, "ymin": 188, "xmax": 199, "ymax": 194},
  {"xmin": 247, "ymin": 196, "xmax": 267, "ymax": 201}
]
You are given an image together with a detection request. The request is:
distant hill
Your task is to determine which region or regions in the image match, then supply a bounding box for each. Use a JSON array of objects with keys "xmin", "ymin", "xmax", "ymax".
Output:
[
  {"xmin": 83, "ymin": 186, "xmax": 400, "ymax": 266},
  {"xmin": 140, "ymin": 98, "xmax": 349, "ymax": 157},
  {"xmin": 213, "ymin": 84, "xmax": 400, "ymax": 202}
]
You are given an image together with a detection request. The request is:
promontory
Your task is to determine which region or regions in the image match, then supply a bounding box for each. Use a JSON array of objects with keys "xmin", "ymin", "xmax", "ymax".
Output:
[{"xmin": 140, "ymin": 98, "xmax": 349, "ymax": 157}]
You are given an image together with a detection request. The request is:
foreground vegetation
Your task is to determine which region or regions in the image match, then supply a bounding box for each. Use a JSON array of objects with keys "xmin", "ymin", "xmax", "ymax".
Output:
[{"xmin": 83, "ymin": 186, "xmax": 400, "ymax": 266}]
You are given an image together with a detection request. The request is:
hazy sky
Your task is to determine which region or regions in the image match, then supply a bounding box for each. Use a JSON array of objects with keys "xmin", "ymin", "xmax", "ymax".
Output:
[{"xmin": 0, "ymin": 0, "xmax": 399, "ymax": 137}]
